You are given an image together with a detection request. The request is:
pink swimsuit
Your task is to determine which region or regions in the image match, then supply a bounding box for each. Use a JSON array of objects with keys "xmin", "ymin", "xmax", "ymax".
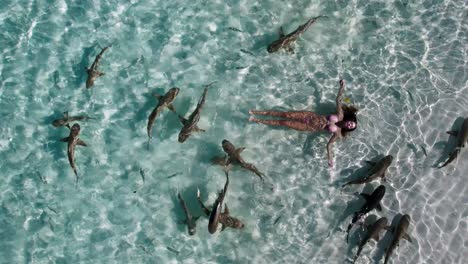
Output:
[{"xmin": 327, "ymin": 115, "xmax": 338, "ymax": 133}]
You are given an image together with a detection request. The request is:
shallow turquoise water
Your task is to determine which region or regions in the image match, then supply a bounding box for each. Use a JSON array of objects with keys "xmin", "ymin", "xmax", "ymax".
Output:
[{"xmin": 0, "ymin": 0, "xmax": 467, "ymax": 263}]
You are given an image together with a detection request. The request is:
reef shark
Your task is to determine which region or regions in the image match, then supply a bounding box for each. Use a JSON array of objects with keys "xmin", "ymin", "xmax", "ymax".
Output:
[
  {"xmin": 342, "ymin": 155, "xmax": 393, "ymax": 188},
  {"xmin": 52, "ymin": 112, "xmax": 94, "ymax": 128},
  {"xmin": 384, "ymin": 214, "xmax": 413, "ymax": 264},
  {"xmin": 147, "ymin": 87, "xmax": 179, "ymax": 143},
  {"xmin": 439, "ymin": 117, "xmax": 468, "ymax": 168},
  {"xmin": 178, "ymin": 86, "xmax": 209, "ymax": 143},
  {"xmin": 86, "ymin": 46, "xmax": 110, "ymax": 88},
  {"xmin": 177, "ymin": 193, "xmax": 199, "ymax": 236},
  {"xmin": 346, "ymin": 185, "xmax": 386, "ymax": 242},
  {"xmin": 352, "ymin": 216, "xmax": 389, "ymax": 263},
  {"xmin": 267, "ymin": 15, "xmax": 325, "ymax": 53},
  {"xmin": 60, "ymin": 123, "xmax": 87, "ymax": 178},
  {"xmin": 197, "ymin": 173, "xmax": 244, "ymax": 233},
  {"xmin": 212, "ymin": 140, "xmax": 265, "ymax": 181}
]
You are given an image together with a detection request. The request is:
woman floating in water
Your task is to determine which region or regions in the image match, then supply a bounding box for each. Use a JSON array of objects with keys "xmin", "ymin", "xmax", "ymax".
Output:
[{"xmin": 249, "ymin": 80, "xmax": 357, "ymax": 167}]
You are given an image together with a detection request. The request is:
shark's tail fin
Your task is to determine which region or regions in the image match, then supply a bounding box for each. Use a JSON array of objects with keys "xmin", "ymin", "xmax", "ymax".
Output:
[{"xmin": 74, "ymin": 172, "xmax": 79, "ymax": 189}]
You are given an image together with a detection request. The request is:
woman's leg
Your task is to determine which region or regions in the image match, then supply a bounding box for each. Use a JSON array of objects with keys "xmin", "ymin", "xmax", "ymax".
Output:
[
  {"xmin": 249, "ymin": 110, "xmax": 314, "ymax": 120},
  {"xmin": 249, "ymin": 117, "xmax": 309, "ymax": 131}
]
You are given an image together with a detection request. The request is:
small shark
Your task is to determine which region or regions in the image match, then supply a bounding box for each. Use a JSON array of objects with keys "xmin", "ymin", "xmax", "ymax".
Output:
[
  {"xmin": 52, "ymin": 112, "xmax": 94, "ymax": 128},
  {"xmin": 384, "ymin": 214, "xmax": 413, "ymax": 264},
  {"xmin": 346, "ymin": 185, "xmax": 386, "ymax": 242},
  {"xmin": 178, "ymin": 87, "xmax": 209, "ymax": 143},
  {"xmin": 197, "ymin": 174, "xmax": 244, "ymax": 233},
  {"xmin": 60, "ymin": 123, "xmax": 87, "ymax": 177},
  {"xmin": 352, "ymin": 217, "xmax": 389, "ymax": 263},
  {"xmin": 146, "ymin": 87, "xmax": 179, "ymax": 143},
  {"xmin": 439, "ymin": 117, "xmax": 468, "ymax": 168},
  {"xmin": 212, "ymin": 140, "xmax": 265, "ymax": 181},
  {"xmin": 209, "ymin": 172, "xmax": 229, "ymax": 234},
  {"xmin": 342, "ymin": 155, "xmax": 393, "ymax": 188},
  {"xmin": 86, "ymin": 46, "xmax": 110, "ymax": 88},
  {"xmin": 177, "ymin": 193, "xmax": 199, "ymax": 236},
  {"xmin": 267, "ymin": 15, "xmax": 325, "ymax": 53}
]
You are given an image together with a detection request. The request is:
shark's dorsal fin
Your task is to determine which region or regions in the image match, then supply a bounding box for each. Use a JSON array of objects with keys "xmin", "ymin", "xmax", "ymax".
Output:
[
  {"xmin": 178, "ymin": 115, "xmax": 188, "ymax": 125},
  {"xmin": 285, "ymin": 44, "xmax": 295, "ymax": 54},
  {"xmin": 384, "ymin": 225, "xmax": 391, "ymax": 231},
  {"xmin": 446, "ymin": 130, "xmax": 458, "ymax": 137},
  {"xmin": 381, "ymin": 170, "xmax": 387, "ymax": 178},
  {"xmin": 221, "ymin": 223, "xmax": 227, "ymax": 232},
  {"xmin": 372, "ymin": 233, "xmax": 380, "ymax": 241},
  {"xmin": 279, "ymin": 27, "xmax": 285, "ymax": 37}
]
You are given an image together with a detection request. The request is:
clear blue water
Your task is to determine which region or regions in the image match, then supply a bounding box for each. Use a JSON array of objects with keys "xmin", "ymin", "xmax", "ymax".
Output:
[{"xmin": 0, "ymin": 0, "xmax": 467, "ymax": 263}]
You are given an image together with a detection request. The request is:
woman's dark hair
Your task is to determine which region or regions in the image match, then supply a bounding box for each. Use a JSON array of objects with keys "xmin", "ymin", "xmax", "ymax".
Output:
[{"xmin": 336, "ymin": 105, "xmax": 358, "ymax": 137}]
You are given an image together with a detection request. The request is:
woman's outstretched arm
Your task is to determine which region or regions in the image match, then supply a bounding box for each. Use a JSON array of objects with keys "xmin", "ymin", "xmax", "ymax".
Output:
[
  {"xmin": 327, "ymin": 133, "xmax": 338, "ymax": 167},
  {"xmin": 336, "ymin": 80, "xmax": 345, "ymax": 120}
]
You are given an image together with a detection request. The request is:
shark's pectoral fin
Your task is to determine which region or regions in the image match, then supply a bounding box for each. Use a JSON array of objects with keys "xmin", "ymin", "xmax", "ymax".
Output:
[
  {"xmin": 212, "ymin": 156, "xmax": 228, "ymax": 166},
  {"xmin": 66, "ymin": 124, "xmax": 71, "ymax": 129},
  {"xmin": 446, "ymin": 130, "xmax": 458, "ymax": 137},
  {"xmin": 97, "ymin": 71, "xmax": 105, "ymax": 77},
  {"xmin": 221, "ymin": 223, "xmax": 227, "ymax": 232},
  {"xmin": 60, "ymin": 137, "xmax": 69, "ymax": 142},
  {"xmin": 341, "ymin": 182, "xmax": 351, "ymax": 188},
  {"xmin": 286, "ymin": 44, "xmax": 295, "ymax": 54},
  {"xmin": 376, "ymin": 203, "xmax": 383, "ymax": 211},
  {"xmin": 194, "ymin": 126, "xmax": 205, "ymax": 132},
  {"xmin": 235, "ymin": 147, "xmax": 245, "ymax": 155},
  {"xmin": 403, "ymin": 233, "xmax": 413, "ymax": 243},
  {"xmin": 224, "ymin": 203, "xmax": 230, "ymax": 215},
  {"xmin": 77, "ymin": 139, "xmax": 87, "ymax": 147},
  {"xmin": 167, "ymin": 104, "xmax": 176, "ymax": 112},
  {"xmin": 384, "ymin": 225, "xmax": 391, "ymax": 231}
]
